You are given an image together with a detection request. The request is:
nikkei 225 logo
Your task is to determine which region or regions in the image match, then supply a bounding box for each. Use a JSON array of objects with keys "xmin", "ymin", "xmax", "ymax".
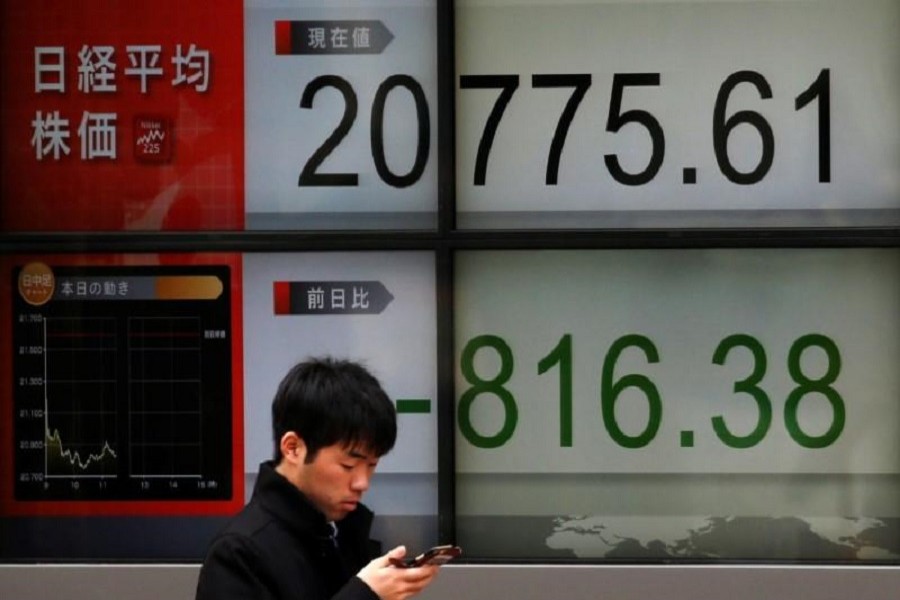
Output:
[{"xmin": 133, "ymin": 115, "xmax": 173, "ymax": 163}]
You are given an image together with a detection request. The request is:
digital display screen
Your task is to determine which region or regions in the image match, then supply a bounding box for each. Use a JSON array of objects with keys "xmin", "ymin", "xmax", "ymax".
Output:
[
  {"xmin": 244, "ymin": 1, "xmax": 439, "ymax": 230},
  {"xmin": 454, "ymin": 248, "xmax": 900, "ymax": 560},
  {"xmin": 0, "ymin": 253, "xmax": 245, "ymax": 542},
  {"xmin": 455, "ymin": 0, "xmax": 900, "ymax": 228},
  {"xmin": 1, "ymin": 0, "xmax": 897, "ymax": 575},
  {"xmin": 0, "ymin": 0, "xmax": 438, "ymax": 233},
  {"xmin": 11, "ymin": 265, "xmax": 234, "ymax": 504}
]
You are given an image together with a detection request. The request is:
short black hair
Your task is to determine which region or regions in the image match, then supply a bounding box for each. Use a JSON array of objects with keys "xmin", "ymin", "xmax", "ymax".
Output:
[{"xmin": 271, "ymin": 357, "xmax": 397, "ymax": 462}]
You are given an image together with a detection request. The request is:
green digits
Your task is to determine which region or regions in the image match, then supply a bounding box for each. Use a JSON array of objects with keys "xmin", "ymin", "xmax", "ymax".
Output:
[
  {"xmin": 600, "ymin": 335, "xmax": 661, "ymax": 448},
  {"xmin": 711, "ymin": 334, "xmax": 772, "ymax": 448},
  {"xmin": 784, "ymin": 334, "xmax": 844, "ymax": 448},
  {"xmin": 458, "ymin": 335, "xmax": 518, "ymax": 448}
]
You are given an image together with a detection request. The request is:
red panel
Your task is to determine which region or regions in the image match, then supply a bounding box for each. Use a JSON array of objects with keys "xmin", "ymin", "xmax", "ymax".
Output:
[
  {"xmin": 274, "ymin": 20, "xmax": 293, "ymax": 56},
  {"xmin": 0, "ymin": 1, "xmax": 245, "ymax": 231},
  {"xmin": 273, "ymin": 281, "xmax": 291, "ymax": 315},
  {"xmin": 0, "ymin": 253, "xmax": 245, "ymax": 516}
]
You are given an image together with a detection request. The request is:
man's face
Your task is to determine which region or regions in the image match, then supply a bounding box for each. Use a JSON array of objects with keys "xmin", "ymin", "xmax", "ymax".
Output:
[{"xmin": 295, "ymin": 443, "xmax": 379, "ymax": 521}]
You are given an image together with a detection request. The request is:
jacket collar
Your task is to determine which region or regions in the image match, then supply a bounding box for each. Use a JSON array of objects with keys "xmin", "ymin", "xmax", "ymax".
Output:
[{"xmin": 253, "ymin": 460, "xmax": 374, "ymax": 546}]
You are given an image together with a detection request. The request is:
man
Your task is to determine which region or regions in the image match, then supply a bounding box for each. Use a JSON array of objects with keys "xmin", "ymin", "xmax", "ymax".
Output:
[{"xmin": 196, "ymin": 357, "xmax": 441, "ymax": 600}]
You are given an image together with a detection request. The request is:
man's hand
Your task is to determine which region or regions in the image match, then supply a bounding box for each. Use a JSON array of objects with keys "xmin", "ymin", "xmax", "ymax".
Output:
[{"xmin": 357, "ymin": 546, "xmax": 440, "ymax": 600}]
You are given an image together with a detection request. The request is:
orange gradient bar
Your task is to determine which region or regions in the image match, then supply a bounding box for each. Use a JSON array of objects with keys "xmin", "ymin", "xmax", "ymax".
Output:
[{"xmin": 154, "ymin": 276, "xmax": 223, "ymax": 300}]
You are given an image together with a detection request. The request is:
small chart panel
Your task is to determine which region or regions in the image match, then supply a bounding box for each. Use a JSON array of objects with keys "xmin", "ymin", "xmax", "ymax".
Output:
[{"xmin": 12, "ymin": 263, "xmax": 233, "ymax": 503}]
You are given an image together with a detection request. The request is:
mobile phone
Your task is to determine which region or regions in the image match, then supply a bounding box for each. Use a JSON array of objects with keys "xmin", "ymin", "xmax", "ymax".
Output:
[{"xmin": 389, "ymin": 544, "xmax": 461, "ymax": 568}]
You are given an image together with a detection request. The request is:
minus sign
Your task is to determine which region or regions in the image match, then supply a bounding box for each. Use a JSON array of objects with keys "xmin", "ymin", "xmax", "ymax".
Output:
[{"xmin": 396, "ymin": 399, "xmax": 431, "ymax": 414}]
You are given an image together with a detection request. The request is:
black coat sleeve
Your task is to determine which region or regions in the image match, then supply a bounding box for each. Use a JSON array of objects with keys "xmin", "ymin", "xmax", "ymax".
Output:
[
  {"xmin": 195, "ymin": 533, "xmax": 281, "ymax": 600},
  {"xmin": 332, "ymin": 577, "xmax": 382, "ymax": 600},
  {"xmin": 196, "ymin": 533, "xmax": 383, "ymax": 600}
]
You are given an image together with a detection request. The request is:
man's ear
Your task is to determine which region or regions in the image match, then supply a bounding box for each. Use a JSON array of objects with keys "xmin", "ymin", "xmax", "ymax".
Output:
[{"xmin": 279, "ymin": 431, "xmax": 307, "ymax": 464}]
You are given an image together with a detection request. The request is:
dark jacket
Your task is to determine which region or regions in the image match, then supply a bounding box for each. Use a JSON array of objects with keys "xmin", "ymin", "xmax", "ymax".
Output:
[{"xmin": 195, "ymin": 461, "xmax": 382, "ymax": 600}]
